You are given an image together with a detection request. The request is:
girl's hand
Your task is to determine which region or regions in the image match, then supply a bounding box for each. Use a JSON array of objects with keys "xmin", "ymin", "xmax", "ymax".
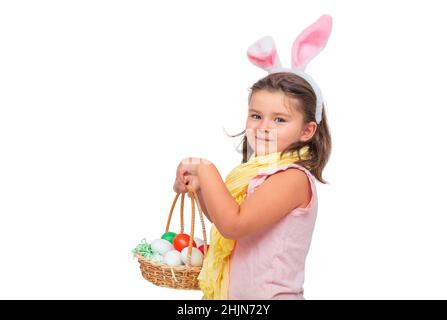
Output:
[
  {"xmin": 184, "ymin": 175, "xmax": 200, "ymax": 197},
  {"xmin": 173, "ymin": 157, "xmax": 212, "ymax": 196}
]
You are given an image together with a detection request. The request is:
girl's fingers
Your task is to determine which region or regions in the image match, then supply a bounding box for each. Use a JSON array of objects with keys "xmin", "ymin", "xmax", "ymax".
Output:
[
  {"xmin": 177, "ymin": 163, "xmax": 191, "ymax": 183},
  {"xmin": 174, "ymin": 176, "xmax": 187, "ymax": 193},
  {"xmin": 176, "ymin": 163, "xmax": 187, "ymax": 177},
  {"xmin": 183, "ymin": 172, "xmax": 191, "ymax": 184},
  {"xmin": 175, "ymin": 159, "xmax": 198, "ymax": 193},
  {"xmin": 185, "ymin": 178, "xmax": 199, "ymax": 198}
]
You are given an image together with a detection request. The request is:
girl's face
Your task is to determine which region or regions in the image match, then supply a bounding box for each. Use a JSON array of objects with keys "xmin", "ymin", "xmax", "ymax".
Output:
[{"xmin": 246, "ymin": 90, "xmax": 317, "ymax": 156}]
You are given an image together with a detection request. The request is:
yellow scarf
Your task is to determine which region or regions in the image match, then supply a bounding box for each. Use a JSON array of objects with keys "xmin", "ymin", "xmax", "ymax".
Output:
[{"xmin": 197, "ymin": 147, "xmax": 311, "ymax": 299}]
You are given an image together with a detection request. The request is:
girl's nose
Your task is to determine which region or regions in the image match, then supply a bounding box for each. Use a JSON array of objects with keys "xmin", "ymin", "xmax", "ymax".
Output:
[
  {"xmin": 259, "ymin": 118, "xmax": 274, "ymax": 130},
  {"xmin": 256, "ymin": 127, "xmax": 271, "ymax": 139},
  {"xmin": 255, "ymin": 126, "xmax": 277, "ymax": 140}
]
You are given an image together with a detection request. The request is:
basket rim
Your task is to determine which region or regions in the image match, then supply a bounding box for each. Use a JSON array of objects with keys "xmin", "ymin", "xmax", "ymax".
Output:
[{"xmin": 134, "ymin": 253, "xmax": 202, "ymax": 272}]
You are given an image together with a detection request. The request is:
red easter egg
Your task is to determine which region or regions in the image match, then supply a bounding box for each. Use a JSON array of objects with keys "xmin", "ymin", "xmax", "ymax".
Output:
[
  {"xmin": 198, "ymin": 244, "xmax": 208, "ymax": 255},
  {"xmin": 173, "ymin": 233, "xmax": 196, "ymax": 252}
]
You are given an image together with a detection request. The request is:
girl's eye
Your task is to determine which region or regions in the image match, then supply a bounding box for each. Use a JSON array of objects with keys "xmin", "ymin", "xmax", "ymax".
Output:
[
  {"xmin": 250, "ymin": 114, "xmax": 286, "ymax": 123},
  {"xmin": 275, "ymin": 118, "xmax": 286, "ymax": 123}
]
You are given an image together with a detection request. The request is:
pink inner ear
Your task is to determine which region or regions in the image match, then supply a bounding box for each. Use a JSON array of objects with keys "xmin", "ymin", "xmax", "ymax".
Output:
[
  {"xmin": 292, "ymin": 15, "xmax": 332, "ymax": 69},
  {"xmin": 247, "ymin": 49, "xmax": 277, "ymax": 69}
]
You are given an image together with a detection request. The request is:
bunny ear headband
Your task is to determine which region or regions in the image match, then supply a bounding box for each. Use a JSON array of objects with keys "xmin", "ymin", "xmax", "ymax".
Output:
[{"xmin": 247, "ymin": 14, "xmax": 333, "ymax": 124}]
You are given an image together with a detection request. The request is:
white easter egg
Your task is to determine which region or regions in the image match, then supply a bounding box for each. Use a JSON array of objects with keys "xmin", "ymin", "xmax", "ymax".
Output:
[
  {"xmin": 150, "ymin": 238, "xmax": 173, "ymax": 255},
  {"xmin": 194, "ymin": 237, "xmax": 204, "ymax": 248},
  {"xmin": 163, "ymin": 250, "xmax": 183, "ymax": 266},
  {"xmin": 149, "ymin": 251, "xmax": 163, "ymax": 263},
  {"xmin": 181, "ymin": 247, "xmax": 204, "ymax": 267}
]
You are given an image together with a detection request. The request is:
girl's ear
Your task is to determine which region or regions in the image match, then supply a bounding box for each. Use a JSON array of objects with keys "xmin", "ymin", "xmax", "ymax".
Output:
[
  {"xmin": 247, "ymin": 36, "xmax": 282, "ymax": 72},
  {"xmin": 292, "ymin": 15, "xmax": 333, "ymax": 71},
  {"xmin": 300, "ymin": 121, "xmax": 318, "ymax": 142}
]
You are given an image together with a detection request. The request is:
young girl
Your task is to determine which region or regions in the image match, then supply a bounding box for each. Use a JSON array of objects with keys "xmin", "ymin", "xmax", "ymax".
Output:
[{"xmin": 173, "ymin": 15, "xmax": 332, "ymax": 300}]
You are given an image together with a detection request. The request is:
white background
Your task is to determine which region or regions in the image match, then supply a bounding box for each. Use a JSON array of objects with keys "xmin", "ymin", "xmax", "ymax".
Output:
[{"xmin": 1, "ymin": 0, "xmax": 446, "ymax": 299}]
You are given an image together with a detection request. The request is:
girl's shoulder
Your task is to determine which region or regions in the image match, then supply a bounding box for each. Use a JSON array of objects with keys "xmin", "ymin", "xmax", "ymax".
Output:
[
  {"xmin": 248, "ymin": 163, "xmax": 315, "ymax": 210},
  {"xmin": 248, "ymin": 163, "xmax": 315, "ymax": 191}
]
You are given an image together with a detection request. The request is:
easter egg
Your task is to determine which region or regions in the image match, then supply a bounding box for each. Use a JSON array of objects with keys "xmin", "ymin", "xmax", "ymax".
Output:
[
  {"xmin": 147, "ymin": 251, "xmax": 163, "ymax": 263},
  {"xmin": 180, "ymin": 247, "xmax": 204, "ymax": 267},
  {"xmin": 161, "ymin": 231, "xmax": 177, "ymax": 244},
  {"xmin": 163, "ymin": 250, "xmax": 183, "ymax": 266},
  {"xmin": 194, "ymin": 237, "xmax": 204, "ymax": 248},
  {"xmin": 150, "ymin": 238, "xmax": 173, "ymax": 255},
  {"xmin": 198, "ymin": 244, "xmax": 208, "ymax": 255},
  {"xmin": 173, "ymin": 234, "xmax": 196, "ymax": 252}
]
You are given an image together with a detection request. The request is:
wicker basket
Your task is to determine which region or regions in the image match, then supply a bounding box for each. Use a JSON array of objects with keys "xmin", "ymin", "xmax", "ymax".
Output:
[{"xmin": 135, "ymin": 186, "xmax": 208, "ymax": 290}]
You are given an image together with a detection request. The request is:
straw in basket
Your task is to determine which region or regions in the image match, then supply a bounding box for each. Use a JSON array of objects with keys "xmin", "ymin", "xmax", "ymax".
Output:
[{"xmin": 135, "ymin": 185, "xmax": 208, "ymax": 290}]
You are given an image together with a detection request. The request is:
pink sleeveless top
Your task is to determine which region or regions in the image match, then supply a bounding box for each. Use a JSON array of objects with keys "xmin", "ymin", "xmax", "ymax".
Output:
[{"xmin": 228, "ymin": 163, "xmax": 318, "ymax": 300}]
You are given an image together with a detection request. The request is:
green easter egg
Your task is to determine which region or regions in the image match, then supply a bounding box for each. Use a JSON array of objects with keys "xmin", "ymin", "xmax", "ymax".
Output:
[{"xmin": 161, "ymin": 231, "xmax": 177, "ymax": 244}]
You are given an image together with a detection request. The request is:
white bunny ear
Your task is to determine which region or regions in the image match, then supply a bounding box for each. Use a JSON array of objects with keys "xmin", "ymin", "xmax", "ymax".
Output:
[
  {"xmin": 247, "ymin": 36, "xmax": 282, "ymax": 72},
  {"xmin": 292, "ymin": 15, "xmax": 333, "ymax": 71}
]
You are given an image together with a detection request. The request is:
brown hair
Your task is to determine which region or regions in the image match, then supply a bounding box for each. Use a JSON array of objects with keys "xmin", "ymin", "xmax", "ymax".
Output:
[{"xmin": 227, "ymin": 72, "xmax": 331, "ymax": 184}]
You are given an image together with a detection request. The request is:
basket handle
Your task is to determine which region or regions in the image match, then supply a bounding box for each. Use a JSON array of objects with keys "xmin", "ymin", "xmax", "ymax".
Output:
[
  {"xmin": 165, "ymin": 193, "xmax": 185, "ymax": 234},
  {"xmin": 164, "ymin": 186, "xmax": 208, "ymax": 266}
]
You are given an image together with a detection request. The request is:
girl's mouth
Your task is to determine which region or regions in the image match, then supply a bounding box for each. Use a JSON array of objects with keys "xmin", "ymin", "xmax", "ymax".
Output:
[{"xmin": 256, "ymin": 136, "xmax": 271, "ymax": 142}]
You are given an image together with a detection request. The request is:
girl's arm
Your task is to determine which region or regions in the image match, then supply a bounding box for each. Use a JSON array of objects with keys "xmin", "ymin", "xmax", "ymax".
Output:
[
  {"xmin": 197, "ymin": 163, "xmax": 311, "ymax": 240},
  {"xmin": 197, "ymin": 163, "xmax": 238, "ymax": 237}
]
